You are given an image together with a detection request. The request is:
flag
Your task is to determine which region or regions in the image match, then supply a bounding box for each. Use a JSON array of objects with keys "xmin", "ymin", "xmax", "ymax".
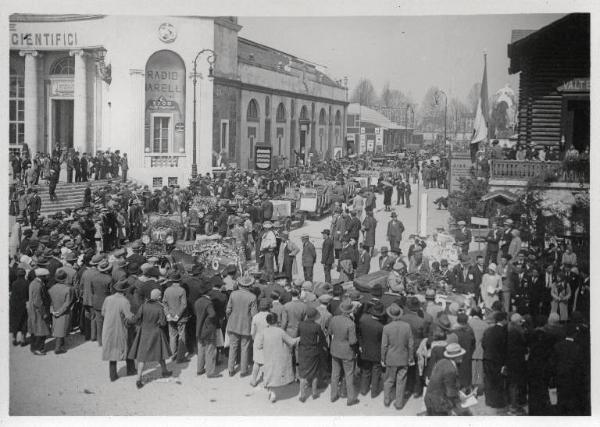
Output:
[{"xmin": 471, "ymin": 53, "xmax": 489, "ymax": 163}]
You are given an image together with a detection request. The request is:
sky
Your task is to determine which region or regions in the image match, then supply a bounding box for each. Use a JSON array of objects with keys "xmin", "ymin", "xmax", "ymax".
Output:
[{"xmin": 238, "ymin": 14, "xmax": 565, "ymax": 106}]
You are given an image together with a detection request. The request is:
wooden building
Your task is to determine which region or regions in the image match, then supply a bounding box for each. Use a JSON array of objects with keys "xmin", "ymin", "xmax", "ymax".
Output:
[{"xmin": 508, "ymin": 13, "xmax": 590, "ymax": 152}]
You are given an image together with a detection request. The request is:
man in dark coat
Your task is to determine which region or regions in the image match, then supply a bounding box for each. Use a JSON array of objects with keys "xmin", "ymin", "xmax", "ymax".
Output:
[
  {"xmin": 194, "ymin": 283, "xmax": 219, "ymax": 377},
  {"xmin": 482, "ymin": 311, "xmax": 508, "ymax": 409},
  {"xmin": 355, "ymin": 243, "xmax": 371, "ymax": 278},
  {"xmin": 506, "ymin": 313, "xmax": 528, "ymax": 414},
  {"xmin": 400, "ymin": 296, "xmax": 426, "ymax": 399},
  {"xmin": 80, "ymin": 153, "xmax": 88, "ymax": 181},
  {"xmin": 386, "ymin": 212, "xmax": 404, "ymax": 252},
  {"xmin": 424, "ymin": 343, "xmax": 471, "ymax": 415},
  {"xmin": 328, "ymin": 300, "xmax": 359, "ymax": 406},
  {"xmin": 453, "ymin": 312, "xmax": 476, "ymax": 391},
  {"xmin": 321, "ymin": 229, "xmax": 335, "ymax": 284},
  {"xmin": 225, "ymin": 275, "xmax": 257, "ymax": 377},
  {"xmin": 381, "ymin": 304, "xmax": 414, "ymax": 410},
  {"xmin": 260, "ymin": 195, "xmax": 274, "ymax": 221},
  {"xmin": 552, "ymin": 324, "xmax": 587, "ymax": 415},
  {"xmin": 345, "ymin": 210, "xmax": 361, "ymax": 242},
  {"xmin": 10, "ymin": 268, "xmax": 29, "ymax": 346},
  {"xmin": 28, "ymin": 188, "xmax": 41, "ymax": 226},
  {"xmin": 358, "ymin": 302, "xmax": 385, "ymax": 398},
  {"xmin": 485, "ymin": 221, "xmax": 501, "ymax": 267},
  {"xmin": 301, "ymin": 234, "xmax": 316, "ymax": 282},
  {"xmin": 91, "ymin": 260, "xmax": 113, "ymax": 346}
]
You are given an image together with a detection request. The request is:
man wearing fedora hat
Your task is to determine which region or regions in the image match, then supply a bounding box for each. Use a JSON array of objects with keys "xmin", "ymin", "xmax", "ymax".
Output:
[
  {"xmin": 424, "ymin": 343, "xmax": 471, "ymax": 415},
  {"xmin": 358, "ymin": 301, "xmax": 386, "ymax": 398},
  {"xmin": 381, "ymin": 303, "xmax": 414, "ymax": 410},
  {"xmin": 320, "ymin": 229, "xmax": 335, "ymax": 284},
  {"xmin": 91, "ymin": 259, "xmax": 113, "ymax": 346},
  {"xmin": 163, "ymin": 271, "xmax": 190, "ymax": 363},
  {"xmin": 298, "ymin": 234, "xmax": 316, "ymax": 283},
  {"xmin": 194, "ymin": 281, "xmax": 219, "ymax": 378},
  {"xmin": 79, "ymin": 254, "xmax": 103, "ymax": 341},
  {"xmin": 48, "ymin": 269, "xmax": 75, "ymax": 354},
  {"xmin": 386, "ymin": 212, "xmax": 404, "ymax": 253},
  {"xmin": 101, "ymin": 279, "xmax": 136, "ymax": 381},
  {"xmin": 226, "ymin": 275, "xmax": 258, "ymax": 377},
  {"xmin": 328, "ymin": 300, "xmax": 359, "ymax": 406},
  {"xmin": 28, "ymin": 268, "xmax": 52, "ymax": 355}
]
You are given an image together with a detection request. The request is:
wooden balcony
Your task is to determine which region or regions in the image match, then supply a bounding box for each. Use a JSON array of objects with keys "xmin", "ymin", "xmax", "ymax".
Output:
[{"xmin": 490, "ymin": 160, "xmax": 589, "ymax": 184}]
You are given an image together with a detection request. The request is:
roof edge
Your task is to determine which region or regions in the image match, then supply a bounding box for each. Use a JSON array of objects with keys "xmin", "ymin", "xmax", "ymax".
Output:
[{"xmin": 10, "ymin": 14, "xmax": 106, "ymax": 22}]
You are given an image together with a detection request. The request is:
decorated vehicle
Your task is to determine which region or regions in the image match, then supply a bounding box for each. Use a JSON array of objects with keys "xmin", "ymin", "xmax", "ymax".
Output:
[
  {"xmin": 175, "ymin": 234, "xmax": 247, "ymax": 275},
  {"xmin": 141, "ymin": 214, "xmax": 183, "ymax": 257}
]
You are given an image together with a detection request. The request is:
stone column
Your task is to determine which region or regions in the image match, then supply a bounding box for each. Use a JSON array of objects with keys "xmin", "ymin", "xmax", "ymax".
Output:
[
  {"xmin": 70, "ymin": 50, "xmax": 87, "ymax": 153},
  {"xmin": 128, "ymin": 69, "xmax": 145, "ymax": 170},
  {"xmin": 19, "ymin": 50, "xmax": 39, "ymax": 154}
]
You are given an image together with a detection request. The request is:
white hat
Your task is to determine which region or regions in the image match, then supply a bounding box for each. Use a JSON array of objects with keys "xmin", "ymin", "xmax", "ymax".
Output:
[
  {"xmin": 488, "ymin": 263, "xmax": 497, "ymax": 272},
  {"xmin": 444, "ymin": 343, "xmax": 466, "ymax": 359},
  {"xmin": 35, "ymin": 268, "xmax": 50, "ymax": 277}
]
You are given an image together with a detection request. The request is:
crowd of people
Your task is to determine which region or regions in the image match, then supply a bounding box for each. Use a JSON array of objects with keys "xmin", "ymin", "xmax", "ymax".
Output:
[{"xmin": 7, "ymin": 150, "xmax": 590, "ymax": 416}]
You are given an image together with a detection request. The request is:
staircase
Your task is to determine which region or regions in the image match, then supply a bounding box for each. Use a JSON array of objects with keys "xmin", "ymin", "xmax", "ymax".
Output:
[{"xmin": 35, "ymin": 179, "xmax": 128, "ymax": 216}]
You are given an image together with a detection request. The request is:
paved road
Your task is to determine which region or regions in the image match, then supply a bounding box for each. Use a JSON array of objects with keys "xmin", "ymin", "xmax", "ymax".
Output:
[{"xmin": 9, "ymin": 183, "xmax": 467, "ymax": 416}]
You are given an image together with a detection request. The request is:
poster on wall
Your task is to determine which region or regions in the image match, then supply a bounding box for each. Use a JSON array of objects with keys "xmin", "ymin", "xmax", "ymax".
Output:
[
  {"xmin": 144, "ymin": 50, "xmax": 186, "ymax": 154},
  {"xmin": 255, "ymin": 146, "xmax": 272, "ymax": 171}
]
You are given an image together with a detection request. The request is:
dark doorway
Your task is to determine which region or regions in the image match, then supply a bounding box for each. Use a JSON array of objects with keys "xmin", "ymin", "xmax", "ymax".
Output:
[
  {"xmin": 52, "ymin": 99, "xmax": 74, "ymax": 152},
  {"xmin": 568, "ymin": 99, "xmax": 590, "ymax": 152}
]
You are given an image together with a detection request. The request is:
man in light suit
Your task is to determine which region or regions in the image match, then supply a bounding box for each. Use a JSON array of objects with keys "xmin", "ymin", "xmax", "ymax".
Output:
[
  {"xmin": 328, "ymin": 300, "xmax": 360, "ymax": 406},
  {"xmin": 381, "ymin": 304, "xmax": 414, "ymax": 410},
  {"xmin": 225, "ymin": 275, "xmax": 258, "ymax": 377},
  {"xmin": 301, "ymin": 234, "xmax": 317, "ymax": 282}
]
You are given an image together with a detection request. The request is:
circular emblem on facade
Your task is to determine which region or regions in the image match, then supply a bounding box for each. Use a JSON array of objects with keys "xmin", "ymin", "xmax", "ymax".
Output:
[{"xmin": 158, "ymin": 23, "xmax": 177, "ymax": 43}]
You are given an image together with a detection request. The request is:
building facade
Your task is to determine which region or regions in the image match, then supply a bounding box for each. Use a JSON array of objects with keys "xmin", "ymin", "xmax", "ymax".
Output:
[
  {"xmin": 346, "ymin": 103, "xmax": 410, "ymax": 154},
  {"xmin": 212, "ymin": 20, "xmax": 348, "ymax": 169},
  {"xmin": 9, "ymin": 14, "xmax": 216, "ymax": 187}
]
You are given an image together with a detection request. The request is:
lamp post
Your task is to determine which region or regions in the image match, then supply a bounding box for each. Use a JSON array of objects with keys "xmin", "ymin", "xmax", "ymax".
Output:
[
  {"xmin": 191, "ymin": 49, "xmax": 216, "ymax": 179},
  {"xmin": 435, "ymin": 90, "xmax": 447, "ymax": 151}
]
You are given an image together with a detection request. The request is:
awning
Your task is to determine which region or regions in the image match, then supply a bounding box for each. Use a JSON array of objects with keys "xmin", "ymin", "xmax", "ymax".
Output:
[{"xmin": 481, "ymin": 190, "xmax": 519, "ymax": 205}]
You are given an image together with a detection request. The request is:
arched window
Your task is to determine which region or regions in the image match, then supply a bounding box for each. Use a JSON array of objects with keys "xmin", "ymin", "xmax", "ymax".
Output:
[
  {"xmin": 247, "ymin": 99, "xmax": 259, "ymax": 122},
  {"xmin": 319, "ymin": 109, "xmax": 327, "ymax": 125},
  {"xmin": 276, "ymin": 103, "xmax": 286, "ymax": 123},
  {"xmin": 335, "ymin": 110, "xmax": 342, "ymax": 126},
  {"xmin": 300, "ymin": 105, "xmax": 308, "ymax": 120},
  {"xmin": 265, "ymin": 96, "xmax": 270, "ymax": 117},
  {"xmin": 50, "ymin": 56, "xmax": 75, "ymax": 75}
]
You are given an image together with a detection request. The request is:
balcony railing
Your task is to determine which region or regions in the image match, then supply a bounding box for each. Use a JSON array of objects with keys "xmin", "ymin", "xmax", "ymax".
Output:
[{"xmin": 490, "ymin": 160, "xmax": 589, "ymax": 184}]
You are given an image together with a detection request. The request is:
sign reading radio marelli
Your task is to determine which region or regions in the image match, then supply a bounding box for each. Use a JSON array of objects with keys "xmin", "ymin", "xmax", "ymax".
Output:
[{"xmin": 255, "ymin": 146, "xmax": 272, "ymax": 171}]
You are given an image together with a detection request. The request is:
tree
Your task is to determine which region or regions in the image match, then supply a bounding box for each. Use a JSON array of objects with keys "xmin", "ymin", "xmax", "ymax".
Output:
[
  {"xmin": 418, "ymin": 86, "xmax": 444, "ymax": 132},
  {"xmin": 350, "ymin": 78, "xmax": 377, "ymax": 105},
  {"xmin": 448, "ymin": 97, "xmax": 470, "ymax": 134},
  {"xmin": 447, "ymin": 173, "xmax": 489, "ymax": 223},
  {"xmin": 466, "ymin": 82, "xmax": 481, "ymax": 115}
]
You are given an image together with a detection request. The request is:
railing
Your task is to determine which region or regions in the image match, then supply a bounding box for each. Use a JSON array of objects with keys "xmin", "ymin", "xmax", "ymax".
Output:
[{"xmin": 490, "ymin": 160, "xmax": 589, "ymax": 183}]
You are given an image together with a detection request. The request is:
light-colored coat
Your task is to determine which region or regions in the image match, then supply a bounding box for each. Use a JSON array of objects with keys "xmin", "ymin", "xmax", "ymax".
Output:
[
  {"xmin": 256, "ymin": 326, "xmax": 298, "ymax": 388},
  {"xmin": 381, "ymin": 320, "xmax": 414, "ymax": 366},
  {"xmin": 101, "ymin": 293, "xmax": 134, "ymax": 361},
  {"xmin": 362, "ymin": 215, "xmax": 377, "ymax": 247},
  {"xmin": 331, "ymin": 214, "xmax": 346, "ymax": 250},
  {"xmin": 251, "ymin": 311, "xmax": 270, "ymax": 364},
  {"xmin": 27, "ymin": 278, "xmax": 50, "ymax": 336},
  {"xmin": 48, "ymin": 283, "xmax": 74, "ymax": 338},
  {"xmin": 226, "ymin": 288, "xmax": 258, "ymax": 336}
]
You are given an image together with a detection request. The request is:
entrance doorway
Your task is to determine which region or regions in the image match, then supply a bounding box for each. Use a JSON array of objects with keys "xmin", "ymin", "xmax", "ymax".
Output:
[{"xmin": 52, "ymin": 99, "xmax": 74, "ymax": 152}]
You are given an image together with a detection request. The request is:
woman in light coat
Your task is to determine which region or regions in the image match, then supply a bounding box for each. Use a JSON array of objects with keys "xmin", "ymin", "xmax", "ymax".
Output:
[
  {"xmin": 550, "ymin": 275, "xmax": 571, "ymax": 321},
  {"xmin": 480, "ymin": 263, "xmax": 502, "ymax": 310},
  {"xmin": 507, "ymin": 229, "xmax": 523, "ymax": 261},
  {"xmin": 102, "ymin": 279, "xmax": 136, "ymax": 381},
  {"xmin": 256, "ymin": 313, "xmax": 299, "ymax": 403},
  {"xmin": 250, "ymin": 300, "xmax": 271, "ymax": 387}
]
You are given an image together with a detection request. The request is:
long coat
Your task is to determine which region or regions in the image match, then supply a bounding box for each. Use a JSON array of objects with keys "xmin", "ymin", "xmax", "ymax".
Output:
[
  {"xmin": 331, "ymin": 214, "xmax": 346, "ymax": 250},
  {"xmin": 321, "ymin": 237, "xmax": 335, "ymax": 265},
  {"xmin": 10, "ymin": 276, "xmax": 29, "ymax": 334},
  {"xmin": 226, "ymin": 288, "xmax": 257, "ymax": 336},
  {"xmin": 362, "ymin": 215, "xmax": 377, "ymax": 247},
  {"xmin": 101, "ymin": 293, "xmax": 134, "ymax": 361},
  {"xmin": 27, "ymin": 278, "xmax": 50, "ymax": 336},
  {"xmin": 424, "ymin": 358, "xmax": 460, "ymax": 414},
  {"xmin": 386, "ymin": 219, "xmax": 404, "ymax": 249},
  {"xmin": 301, "ymin": 241, "xmax": 317, "ymax": 267},
  {"xmin": 251, "ymin": 311, "xmax": 270, "ymax": 364},
  {"xmin": 257, "ymin": 325, "xmax": 298, "ymax": 387},
  {"xmin": 358, "ymin": 313, "xmax": 384, "ymax": 362},
  {"xmin": 381, "ymin": 320, "xmax": 414, "ymax": 366},
  {"xmin": 128, "ymin": 300, "xmax": 172, "ymax": 362},
  {"xmin": 297, "ymin": 320, "xmax": 327, "ymax": 381},
  {"xmin": 48, "ymin": 283, "xmax": 74, "ymax": 338},
  {"xmin": 453, "ymin": 323, "xmax": 476, "ymax": 388}
]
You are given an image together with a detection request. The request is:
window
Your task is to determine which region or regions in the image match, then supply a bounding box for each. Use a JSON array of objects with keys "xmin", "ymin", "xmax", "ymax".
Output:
[
  {"xmin": 9, "ymin": 73, "xmax": 25, "ymax": 147},
  {"xmin": 265, "ymin": 96, "xmax": 270, "ymax": 117},
  {"xmin": 168, "ymin": 177, "xmax": 178, "ymax": 187},
  {"xmin": 221, "ymin": 120, "xmax": 229, "ymax": 155},
  {"xmin": 300, "ymin": 106, "xmax": 308, "ymax": 120},
  {"xmin": 335, "ymin": 110, "xmax": 342, "ymax": 126},
  {"xmin": 247, "ymin": 99, "xmax": 259, "ymax": 122},
  {"xmin": 319, "ymin": 128, "xmax": 324, "ymax": 152},
  {"xmin": 152, "ymin": 116, "xmax": 170, "ymax": 153},
  {"xmin": 276, "ymin": 103, "xmax": 286, "ymax": 122},
  {"xmin": 291, "ymin": 99, "xmax": 296, "ymax": 118},
  {"xmin": 50, "ymin": 56, "xmax": 75, "ymax": 75},
  {"xmin": 276, "ymin": 127, "xmax": 284, "ymax": 157},
  {"xmin": 335, "ymin": 128, "xmax": 341, "ymax": 146},
  {"xmin": 248, "ymin": 127, "xmax": 257, "ymax": 159},
  {"xmin": 319, "ymin": 109, "xmax": 326, "ymax": 125},
  {"xmin": 152, "ymin": 177, "xmax": 163, "ymax": 188}
]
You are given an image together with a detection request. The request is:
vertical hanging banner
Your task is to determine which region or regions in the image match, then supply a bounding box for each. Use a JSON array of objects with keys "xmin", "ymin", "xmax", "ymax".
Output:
[{"xmin": 255, "ymin": 145, "xmax": 272, "ymax": 171}]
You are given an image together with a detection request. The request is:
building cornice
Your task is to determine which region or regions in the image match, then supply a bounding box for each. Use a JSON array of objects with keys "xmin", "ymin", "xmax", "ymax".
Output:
[
  {"xmin": 10, "ymin": 14, "xmax": 106, "ymax": 22},
  {"xmin": 214, "ymin": 75, "xmax": 348, "ymax": 107}
]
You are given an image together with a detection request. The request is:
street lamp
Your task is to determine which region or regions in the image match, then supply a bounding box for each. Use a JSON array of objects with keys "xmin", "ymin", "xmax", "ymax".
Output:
[
  {"xmin": 434, "ymin": 90, "xmax": 447, "ymax": 151},
  {"xmin": 191, "ymin": 49, "xmax": 216, "ymax": 179}
]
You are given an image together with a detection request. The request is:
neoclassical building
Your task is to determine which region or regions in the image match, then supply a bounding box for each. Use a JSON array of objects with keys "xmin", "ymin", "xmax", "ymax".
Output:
[{"xmin": 9, "ymin": 14, "xmax": 348, "ymax": 186}]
